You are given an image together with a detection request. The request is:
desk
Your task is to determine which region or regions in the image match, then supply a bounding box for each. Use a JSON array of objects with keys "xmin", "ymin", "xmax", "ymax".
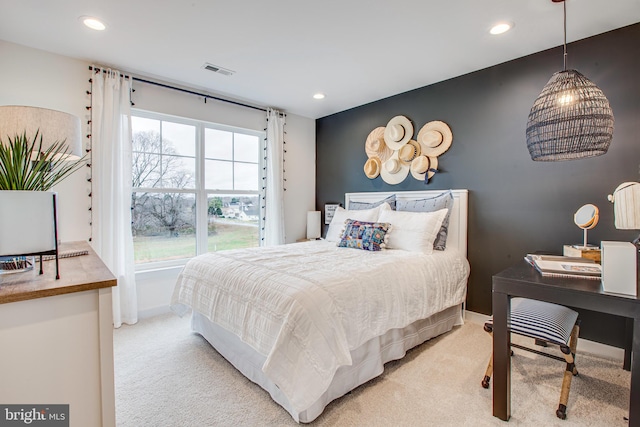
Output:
[{"xmin": 492, "ymin": 261, "xmax": 640, "ymax": 425}]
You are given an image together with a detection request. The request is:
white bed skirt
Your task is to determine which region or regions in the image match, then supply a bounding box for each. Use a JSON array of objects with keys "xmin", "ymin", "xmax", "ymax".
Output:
[{"xmin": 191, "ymin": 304, "xmax": 462, "ymax": 423}]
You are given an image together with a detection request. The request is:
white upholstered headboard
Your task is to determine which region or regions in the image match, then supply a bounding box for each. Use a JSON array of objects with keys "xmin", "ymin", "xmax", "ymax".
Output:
[{"xmin": 344, "ymin": 189, "xmax": 469, "ymax": 256}]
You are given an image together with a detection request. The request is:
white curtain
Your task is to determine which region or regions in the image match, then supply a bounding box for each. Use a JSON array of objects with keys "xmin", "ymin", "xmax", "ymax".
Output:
[
  {"xmin": 264, "ymin": 108, "xmax": 286, "ymax": 246},
  {"xmin": 91, "ymin": 67, "xmax": 137, "ymax": 327}
]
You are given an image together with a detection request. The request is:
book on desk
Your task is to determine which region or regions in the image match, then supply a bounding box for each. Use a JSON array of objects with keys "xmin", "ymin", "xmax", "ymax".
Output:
[{"xmin": 524, "ymin": 254, "xmax": 602, "ymax": 280}]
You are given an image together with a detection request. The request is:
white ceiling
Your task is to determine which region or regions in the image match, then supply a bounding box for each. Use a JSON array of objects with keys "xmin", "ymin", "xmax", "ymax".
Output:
[{"xmin": 1, "ymin": 0, "xmax": 639, "ymax": 119}]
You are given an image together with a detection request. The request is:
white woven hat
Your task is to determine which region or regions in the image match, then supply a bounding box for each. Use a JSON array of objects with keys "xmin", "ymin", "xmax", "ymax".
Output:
[
  {"xmin": 380, "ymin": 152, "xmax": 410, "ymax": 185},
  {"xmin": 365, "ymin": 127, "xmax": 393, "ymax": 163},
  {"xmin": 417, "ymin": 121, "xmax": 452, "ymax": 157},
  {"xmin": 410, "ymin": 155, "xmax": 438, "ymax": 181},
  {"xmin": 384, "ymin": 116, "xmax": 413, "ymax": 150},
  {"xmin": 398, "ymin": 140, "xmax": 421, "ymax": 164},
  {"xmin": 363, "ymin": 157, "xmax": 382, "ymax": 179}
]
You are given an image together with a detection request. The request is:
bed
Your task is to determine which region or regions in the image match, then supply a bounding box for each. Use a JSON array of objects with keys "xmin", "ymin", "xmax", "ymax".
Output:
[{"xmin": 171, "ymin": 189, "xmax": 470, "ymax": 422}]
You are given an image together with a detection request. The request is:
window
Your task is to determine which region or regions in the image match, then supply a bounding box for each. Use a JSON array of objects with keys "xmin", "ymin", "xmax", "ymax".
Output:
[{"xmin": 131, "ymin": 111, "xmax": 263, "ymax": 267}]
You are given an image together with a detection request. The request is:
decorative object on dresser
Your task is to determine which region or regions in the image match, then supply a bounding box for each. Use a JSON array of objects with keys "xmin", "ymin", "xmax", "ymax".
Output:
[
  {"xmin": 0, "ymin": 105, "xmax": 86, "ymax": 279},
  {"xmin": 526, "ymin": 0, "xmax": 614, "ymax": 161}
]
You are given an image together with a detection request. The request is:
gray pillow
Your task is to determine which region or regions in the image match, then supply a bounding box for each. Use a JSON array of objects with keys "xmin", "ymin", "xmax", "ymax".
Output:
[
  {"xmin": 396, "ymin": 190, "xmax": 454, "ymax": 250},
  {"xmin": 349, "ymin": 194, "xmax": 396, "ymax": 211}
]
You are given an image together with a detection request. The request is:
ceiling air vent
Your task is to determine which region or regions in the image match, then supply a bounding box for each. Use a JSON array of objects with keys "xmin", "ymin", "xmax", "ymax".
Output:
[{"xmin": 202, "ymin": 63, "xmax": 235, "ymax": 77}]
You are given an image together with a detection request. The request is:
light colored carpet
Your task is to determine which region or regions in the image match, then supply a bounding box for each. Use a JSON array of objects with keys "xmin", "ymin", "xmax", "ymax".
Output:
[{"xmin": 114, "ymin": 312, "xmax": 630, "ymax": 426}]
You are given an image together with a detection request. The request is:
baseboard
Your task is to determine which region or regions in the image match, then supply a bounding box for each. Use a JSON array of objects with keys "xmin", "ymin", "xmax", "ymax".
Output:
[{"xmin": 464, "ymin": 310, "xmax": 624, "ymax": 363}]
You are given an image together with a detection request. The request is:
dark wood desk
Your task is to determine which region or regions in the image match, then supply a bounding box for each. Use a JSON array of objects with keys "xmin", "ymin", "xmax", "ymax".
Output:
[{"xmin": 492, "ymin": 261, "xmax": 640, "ymax": 425}]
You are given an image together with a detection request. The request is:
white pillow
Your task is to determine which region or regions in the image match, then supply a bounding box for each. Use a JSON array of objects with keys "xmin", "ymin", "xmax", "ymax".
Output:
[
  {"xmin": 325, "ymin": 203, "xmax": 389, "ymax": 242},
  {"xmin": 377, "ymin": 208, "xmax": 448, "ymax": 254}
]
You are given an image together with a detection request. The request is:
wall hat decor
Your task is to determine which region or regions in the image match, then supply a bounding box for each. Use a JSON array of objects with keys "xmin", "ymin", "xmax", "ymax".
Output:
[
  {"xmin": 365, "ymin": 127, "xmax": 393, "ymax": 162},
  {"xmin": 418, "ymin": 120, "xmax": 453, "ymax": 157},
  {"xmin": 380, "ymin": 152, "xmax": 410, "ymax": 185},
  {"xmin": 398, "ymin": 140, "xmax": 421, "ymax": 164},
  {"xmin": 410, "ymin": 155, "xmax": 438, "ymax": 182},
  {"xmin": 363, "ymin": 157, "xmax": 382, "ymax": 179},
  {"xmin": 383, "ymin": 115, "xmax": 413, "ymax": 150},
  {"xmin": 362, "ymin": 116, "xmax": 452, "ymax": 185}
]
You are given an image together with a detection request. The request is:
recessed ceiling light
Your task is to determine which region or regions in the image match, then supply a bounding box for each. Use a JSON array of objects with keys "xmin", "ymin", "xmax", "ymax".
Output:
[
  {"xmin": 80, "ymin": 16, "xmax": 107, "ymax": 31},
  {"xmin": 313, "ymin": 93, "xmax": 325, "ymax": 100},
  {"xmin": 489, "ymin": 22, "xmax": 513, "ymax": 35}
]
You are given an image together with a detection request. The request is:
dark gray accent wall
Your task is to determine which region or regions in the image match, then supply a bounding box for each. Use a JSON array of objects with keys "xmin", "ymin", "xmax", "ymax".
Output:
[{"xmin": 316, "ymin": 23, "xmax": 640, "ymax": 347}]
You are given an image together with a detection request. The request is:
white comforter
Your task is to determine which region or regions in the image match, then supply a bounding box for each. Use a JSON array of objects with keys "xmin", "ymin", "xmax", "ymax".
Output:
[{"xmin": 171, "ymin": 240, "xmax": 469, "ymax": 415}]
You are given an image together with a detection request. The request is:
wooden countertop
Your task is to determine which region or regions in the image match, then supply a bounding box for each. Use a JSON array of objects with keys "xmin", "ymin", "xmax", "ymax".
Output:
[{"xmin": 0, "ymin": 241, "xmax": 116, "ymax": 304}]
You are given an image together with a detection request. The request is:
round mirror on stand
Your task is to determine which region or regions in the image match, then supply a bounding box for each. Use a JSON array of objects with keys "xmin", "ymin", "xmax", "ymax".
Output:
[{"xmin": 573, "ymin": 204, "xmax": 599, "ymax": 249}]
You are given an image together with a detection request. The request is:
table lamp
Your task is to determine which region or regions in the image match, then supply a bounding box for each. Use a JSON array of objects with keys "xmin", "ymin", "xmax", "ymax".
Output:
[
  {"xmin": 0, "ymin": 105, "xmax": 82, "ymax": 160},
  {"xmin": 601, "ymin": 182, "xmax": 640, "ymax": 296},
  {"xmin": 306, "ymin": 211, "xmax": 321, "ymax": 240},
  {"xmin": 608, "ymin": 182, "xmax": 640, "ymax": 246}
]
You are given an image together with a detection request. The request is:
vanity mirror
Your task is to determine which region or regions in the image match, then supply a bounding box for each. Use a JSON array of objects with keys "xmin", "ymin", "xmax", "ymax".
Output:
[{"xmin": 573, "ymin": 204, "xmax": 599, "ymax": 249}]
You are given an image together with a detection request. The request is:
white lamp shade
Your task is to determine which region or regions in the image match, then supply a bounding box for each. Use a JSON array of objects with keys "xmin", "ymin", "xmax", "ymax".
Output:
[
  {"xmin": 0, "ymin": 191, "xmax": 57, "ymax": 255},
  {"xmin": 0, "ymin": 105, "xmax": 82, "ymax": 159},
  {"xmin": 306, "ymin": 211, "xmax": 321, "ymax": 240},
  {"xmin": 609, "ymin": 182, "xmax": 640, "ymax": 230}
]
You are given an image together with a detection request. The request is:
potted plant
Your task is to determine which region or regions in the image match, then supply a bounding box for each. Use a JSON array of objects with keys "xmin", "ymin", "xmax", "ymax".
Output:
[
  {"xmin": 0, "ymin": 130, "xmax": 86, "ymax": 191},
  {"xmin": 0, "ymin": 131, "xmax": 87, "ymax": 274}
]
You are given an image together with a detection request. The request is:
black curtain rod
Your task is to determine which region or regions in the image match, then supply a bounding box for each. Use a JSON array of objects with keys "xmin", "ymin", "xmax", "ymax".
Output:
[
  {"xmin": 133, "ymin": 76, "xmax": 268, "ymax": 113},
  {"xmin": 89, "ymin": 66, "xmax": 283, "ymax": 115}
]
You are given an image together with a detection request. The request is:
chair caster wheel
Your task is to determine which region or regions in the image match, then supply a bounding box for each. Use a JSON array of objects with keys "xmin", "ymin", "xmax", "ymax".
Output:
[{"xmin": 481, "ymin": 377, "xmax": 490, "ymax": 389}]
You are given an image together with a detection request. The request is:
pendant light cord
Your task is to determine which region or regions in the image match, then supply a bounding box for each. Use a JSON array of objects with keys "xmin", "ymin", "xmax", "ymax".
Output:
[{"xmin": 563, "ymin": 0, "xmax": 568, "ymax": 71}]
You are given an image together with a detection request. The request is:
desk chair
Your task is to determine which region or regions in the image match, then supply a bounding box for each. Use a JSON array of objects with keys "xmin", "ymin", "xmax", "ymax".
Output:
[{"xmin": 481, "ymin": 297, "xmax": 580, "ymax": 420}]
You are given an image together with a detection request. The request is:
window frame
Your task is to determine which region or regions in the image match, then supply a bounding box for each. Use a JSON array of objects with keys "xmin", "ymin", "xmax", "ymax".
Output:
[{"xmin": 131, "ymin": 109, "xmax": 265, "ymax": 271}]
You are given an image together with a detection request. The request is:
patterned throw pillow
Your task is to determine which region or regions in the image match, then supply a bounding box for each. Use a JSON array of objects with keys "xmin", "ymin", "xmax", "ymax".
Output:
[
  {"xmin": 396, "ymin": 190, "xmax": 454, "ymax": 251},
  {"xmin": 349, "ymin": 194, "xmax": 396, "ymax": 211},
  {"xmin": 325, "ymin": 204, "xmax": 386, "ymax": 242},
  {"xmin": 337, "ymin": 219, "xmax": 390, "ymax": 251}
]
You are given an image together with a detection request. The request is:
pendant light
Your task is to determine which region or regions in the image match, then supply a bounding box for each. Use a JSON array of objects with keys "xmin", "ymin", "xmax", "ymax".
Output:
[{"xmin": 526, "ymin": 0, "xmax": 614, "ymax": 161}]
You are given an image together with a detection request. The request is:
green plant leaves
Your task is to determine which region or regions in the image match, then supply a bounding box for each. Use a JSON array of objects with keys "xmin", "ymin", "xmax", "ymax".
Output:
[{"xmin": 0, "ymin": 131, "xmax": 87, "ymax": 191}]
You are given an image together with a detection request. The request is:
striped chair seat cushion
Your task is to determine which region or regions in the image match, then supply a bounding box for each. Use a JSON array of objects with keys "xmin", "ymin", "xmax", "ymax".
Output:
[{"xmin": 486, "ymin": 298, "xmax": 578, "ymax": 345}]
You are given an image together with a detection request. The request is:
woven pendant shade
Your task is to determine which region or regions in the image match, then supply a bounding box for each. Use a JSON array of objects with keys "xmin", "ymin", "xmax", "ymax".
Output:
[{"xmin": 526, "ymin": 69, "xmax": 614, "ymax": 161}]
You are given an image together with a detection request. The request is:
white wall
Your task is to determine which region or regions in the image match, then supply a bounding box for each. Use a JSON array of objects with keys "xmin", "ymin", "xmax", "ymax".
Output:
[
  {"xmin": 1, "ymin": 40, "xmax": 317, "ymax": 317},
  {"xmin": 0, "ymin": 40, "xmax": 92, "ymax": 242}
]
